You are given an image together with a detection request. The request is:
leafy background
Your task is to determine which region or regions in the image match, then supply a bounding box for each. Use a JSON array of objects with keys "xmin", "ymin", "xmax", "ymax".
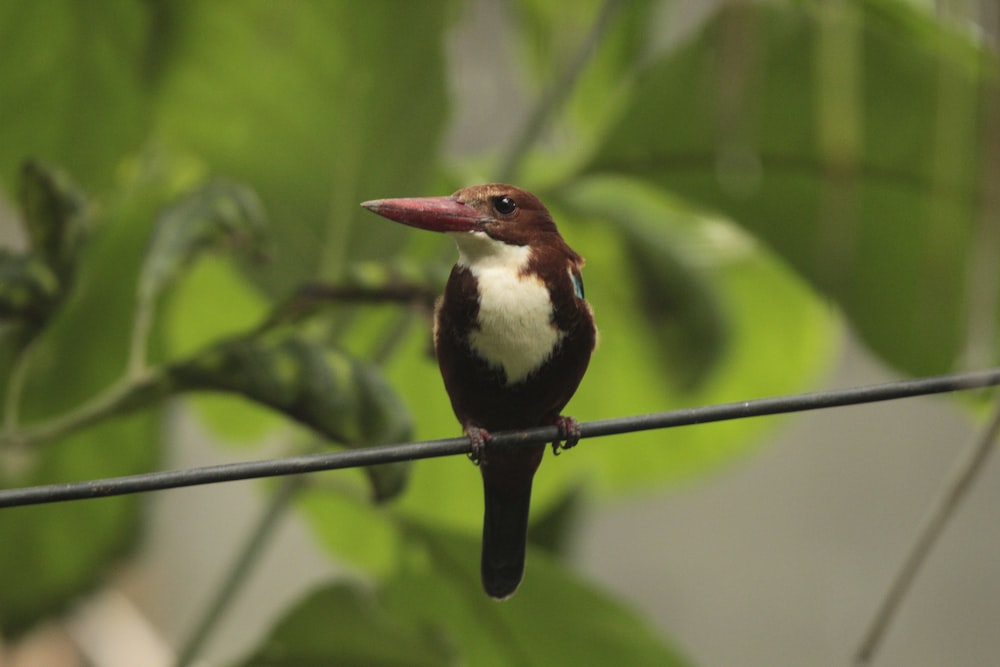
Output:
[{"xmin": 1, "ymin": 0, "xmax": 998, "ymax": 665}]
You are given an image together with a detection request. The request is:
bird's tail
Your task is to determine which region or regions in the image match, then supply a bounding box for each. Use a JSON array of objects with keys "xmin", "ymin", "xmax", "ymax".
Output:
[
  {"xmin": 481, "ymin": 480, "xmax": 533, "ymax": 599},
  {"xmin": 479, "ymin": 446, "xmax": 544, "ymax": 600}
]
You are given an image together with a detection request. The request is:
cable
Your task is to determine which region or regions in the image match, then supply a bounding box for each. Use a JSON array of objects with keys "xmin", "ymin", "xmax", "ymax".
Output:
[{"xmin": 1, "ymin": 367, "xmax": 999, "ymax": 509}]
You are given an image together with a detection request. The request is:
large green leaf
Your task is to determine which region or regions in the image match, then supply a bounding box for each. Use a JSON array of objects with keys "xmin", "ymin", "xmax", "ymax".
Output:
[
  {"xmin": 296, "ymin": 483, "xmax": 403, "ymax": 578},
  {"xmin": 168, "ymin": 330, "xmax": 412, "ymax": 500},
  {"xmin": 385, "ymin": 522, "xmax": 692, "ymax": 667},
  {"xmin": 155, "ymin": 0, "xmax": 453, "ymax": 294},
  {"xmin": 559, "ymin": 176, "xmax": 730, "ymax": 389},
  {"xmin": 235, "ymin": 581, "xmax": 454, "ymax": 667},
  {"xmin": 0, "ymin": 252, "xmax": 57, "ymax": 328},
  {"xmin": 17, "ymin": 160, "xmax": 89, "ymax": 288},
  {"xmin": 0, "ymin": 1, "xmax": 154, "ymax": 190},
  {"xmin": 169, "ymin": 332, "xmax": 411, "ymax": 450},
  {"xmin": 545, "ymin": 186, "xmax": 837, "ymax": 489},
  {"xmin": 0, "ymin": 162, "xmax": 88, "ymax": 361},
  {"xmin": 238, "ymin": 523, "xmax": 691, "ymax": 667},
  {"xmin": 138, "ymin": 179, "xmax": 267, "ymax": 311},
  {"xmin": 588, "ymin": 0, "xmax": 995, "ymax": 375}
]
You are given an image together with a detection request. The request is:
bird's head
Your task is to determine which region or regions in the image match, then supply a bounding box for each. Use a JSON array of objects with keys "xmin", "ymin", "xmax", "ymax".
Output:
[{"xmin": 361, "ymin": 184, "xmax": 565, "ymax": 255}]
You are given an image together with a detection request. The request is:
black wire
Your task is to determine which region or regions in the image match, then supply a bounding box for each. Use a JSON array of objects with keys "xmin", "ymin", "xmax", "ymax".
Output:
[{"xmin": 2, "ymin": 367, "xmax": 999, "ymax": 509}]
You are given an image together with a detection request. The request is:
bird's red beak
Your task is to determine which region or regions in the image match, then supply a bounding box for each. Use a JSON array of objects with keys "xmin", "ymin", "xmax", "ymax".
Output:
[{"xmin": 361, "ymin": 196, "xmax": 483, "ymax": 233}]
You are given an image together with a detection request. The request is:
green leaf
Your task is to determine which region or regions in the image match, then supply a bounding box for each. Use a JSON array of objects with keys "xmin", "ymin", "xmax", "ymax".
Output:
[
  {"xmin": 156, "ymin": 1, "xmax": 453, "ymax": 294},
  {"xmin": 0, "ymin": 1, "xmax": 154, "ymax": 190},
  {"xmin": 170, "ymin": 332, "xmax": 409, "ymax": 446},
  {"xmin": 18, "ymin": 160, "xmax": 89, "ymax": 286},
  {"xmin": 588, "ymin": 0, "xmax": 994, "ymax": 375},
  {"xmin": 235, "ymin": 581, "xmax": 455, "ymax": 667},
  {"xmin": 0, "ymin": 162, "xmax": 88, "ymax": 353},
  {"xmin": 0, "ymin": 252, "xmax": 58, "ymax": 328},
  {"xmin": 551, "ymin": 194, "xmax": 836, "ymax": 490},
  {"xmin": 560, "ymin": 177, "xmax": 729, "ymax": 389},
  {"xmin": 296, "ymin": 483, "xmax": 403, "ymax": 577},
  {"xmin": 384, "ymin": 522, "xmax": 692, "ymax": 667},
  {"xmin": 138, "ymin": 179, "xmax": 267, "ymax": 309},
  {"xmin": 239, "ymin": 524, "xmax": 690, "ymax": 667},
  {"xmin": 168, "ymin": 331, "xmax": 411, "ymax": 500}
]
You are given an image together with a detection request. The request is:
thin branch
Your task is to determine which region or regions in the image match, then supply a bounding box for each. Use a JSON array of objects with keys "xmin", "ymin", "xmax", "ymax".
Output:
[
  {"xmin": 292, "ymin": 282, "xmax": 438, "ymax": 306},
  {"xmin": 1, "ymin": 367, "xmax": 999, "ymax": 509},
  {"xmin": 854, "ymin": 395, "xmax": 1000, "ymax": 666},
  {"xmin": 258, "ymin": 282, "xmax": 438, "ymax": 334}
]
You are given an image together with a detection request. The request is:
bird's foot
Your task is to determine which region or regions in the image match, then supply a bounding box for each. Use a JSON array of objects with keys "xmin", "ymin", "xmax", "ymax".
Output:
[
  {"xmin": 550, "ymin": 416, "xmax": 581, "ymax": 456},
  {"xmin": 464, "ymin": 425, "xmax": 492, "ymax": 466}
]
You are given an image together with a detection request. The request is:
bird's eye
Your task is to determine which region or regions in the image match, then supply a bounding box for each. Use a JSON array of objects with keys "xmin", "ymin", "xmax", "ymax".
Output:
[{"xmin": 493, "ymin": 195, "xmax": 517, "ymax": 215}]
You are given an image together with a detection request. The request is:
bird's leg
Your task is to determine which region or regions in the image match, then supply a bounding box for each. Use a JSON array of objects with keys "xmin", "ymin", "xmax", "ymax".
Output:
[
  {"xmin": 464, "ymin": 424, "xmax": 492, "ymax": 466},
  {"xmin": 549, "ymin": 415, "xmax": 581, "ymax": 456}
]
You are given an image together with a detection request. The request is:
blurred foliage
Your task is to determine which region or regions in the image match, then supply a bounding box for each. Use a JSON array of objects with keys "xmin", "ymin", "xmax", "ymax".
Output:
[
  {"xmin": 238, "ymin": 522, "xmax": 691, "ymax": 667},
  {"xmin": 0, "ymin": 0, "xmax": 995, "ymax": 664},
  {"xmin": 590, "ymin": 1, "xmax": 996, "ymax": 376}
]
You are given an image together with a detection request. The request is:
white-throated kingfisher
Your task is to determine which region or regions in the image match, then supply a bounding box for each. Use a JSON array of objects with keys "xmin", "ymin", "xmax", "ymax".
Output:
[{"xmin": 362, "ymin": 184, "xmax": 596, "ymax": 599}]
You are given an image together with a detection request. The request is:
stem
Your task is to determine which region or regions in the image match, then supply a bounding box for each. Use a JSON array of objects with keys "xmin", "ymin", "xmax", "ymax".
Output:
[
  {"xmin": 854, "ymin": 398, "xmax": 1000, "ymax": 665},
  {"xmin": 128, "ymin": 291, "xmax": 155, "ymax": 381},
  {"xmin": 495, "ymin": 0, "xmax": 626, "ymax": 182},
  {"xmin": 174, "ymin": 475, "xmax": 304, "ymax": 667},
  {"xmin": 3, "ymin": 370, "xmax": 167, "ymax": 449},
  {"xmin": 2, "ymin": 337, "xmax": 35, "ymax": 437}
]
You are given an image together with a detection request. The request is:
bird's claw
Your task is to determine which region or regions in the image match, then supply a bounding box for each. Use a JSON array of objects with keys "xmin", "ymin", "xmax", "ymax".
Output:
[
  {"xmin": 550, "ymin": 416, "xmax": 581, "ymax": 456},
  {"xmin": 465, "ymin": 425, "xmax": 492, "ymax": 466}
]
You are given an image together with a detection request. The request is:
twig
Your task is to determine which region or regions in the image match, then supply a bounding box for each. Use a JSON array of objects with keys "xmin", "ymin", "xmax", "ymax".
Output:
[
  {"xmin": 853, "ymin": 396, "xmax": 1000, "ymax": 665},
  {"xmin": 292, "ymin": 282, "xmax": 438, "ymax": 307},
  {"xmin": 258, "ymin": 282, "xmax": 438, "ymax": 335},
  {"xmin": 1, "ymin": 367, "xmax": 998, "ymax": 508}
]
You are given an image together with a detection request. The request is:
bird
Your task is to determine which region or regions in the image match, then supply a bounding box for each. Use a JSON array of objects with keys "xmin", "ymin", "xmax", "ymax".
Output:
[{"xmin": 361, "ymin": 183, "xmax": 596, "ymax": 599}]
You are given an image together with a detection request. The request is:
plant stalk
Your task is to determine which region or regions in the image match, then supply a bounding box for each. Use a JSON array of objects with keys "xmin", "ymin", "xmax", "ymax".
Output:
[{"xmin": 854, "ymin": 397, "xmax": 1000, "ymax": 665}]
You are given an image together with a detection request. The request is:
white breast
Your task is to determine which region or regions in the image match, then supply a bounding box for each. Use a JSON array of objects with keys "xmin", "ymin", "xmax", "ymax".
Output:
[{"xmin": 453, "ymin": 232, "xmax": 562, "ymax": 385}]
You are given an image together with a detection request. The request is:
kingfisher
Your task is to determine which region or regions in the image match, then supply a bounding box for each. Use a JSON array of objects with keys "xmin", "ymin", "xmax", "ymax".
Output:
[{"xmin": 362, "ymin": 184, "xmax": 596, "ymax": 599}]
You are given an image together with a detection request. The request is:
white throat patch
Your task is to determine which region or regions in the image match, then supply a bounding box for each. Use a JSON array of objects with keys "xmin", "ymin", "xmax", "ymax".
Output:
[{"xmin": 452, "ymin": 232, "xmax": 562, "ymax": 385}]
